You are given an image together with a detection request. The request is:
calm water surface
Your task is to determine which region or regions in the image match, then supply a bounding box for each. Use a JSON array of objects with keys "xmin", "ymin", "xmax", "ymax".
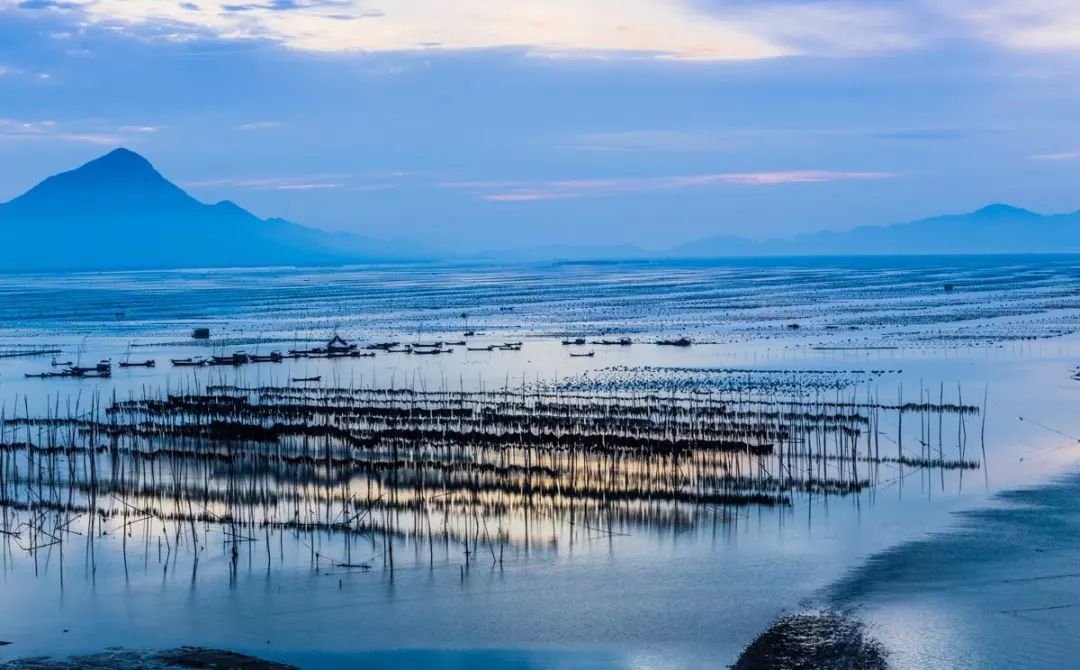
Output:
[{"xmin": 1, "ymin": 257, "xmax": 1079, "ymax": 668}]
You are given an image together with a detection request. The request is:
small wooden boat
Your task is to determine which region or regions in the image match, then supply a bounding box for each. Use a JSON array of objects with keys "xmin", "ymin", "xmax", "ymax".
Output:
[
  {"xmin": 569, "ymin": 351, "xmax": 595, "ymax": 357},
  {"xmin": 119, "ymin": 360, "xmax": 156, "ymax": 368},
  {"xmin": 656, "ymin": 337, "xmax": 692, "ymax": 347},
  {"xmin": 171, "ymin": 358, "xmax": 207, "ymax": 367},
  {"xmin": 209, "ymin": 352, "xmax": 250, "ymax": 366},
  {"xmin": 68, "ymin": 361, "xmax": 112, "ymax": 378},
  {"xmin": 365, "ymin": 342, "xmax": 399, "ymax": 351},
  {"xmin": 466, "ymin": 345, "xmax": 494, "ymax": 351},
  {"xmin": 250, "ymin": 352, "xmax": 284, "ymax": 363},
  {"xmin": 385, "ymin": 346, "xmax": 412, "ymax": 353},
  {"xmin": 292, "ymin": 375, "xmax": 321, "ymax": 383},
  {"xmin": 412, "ymin": 348, "xmax": 453, "ymax": 355}
]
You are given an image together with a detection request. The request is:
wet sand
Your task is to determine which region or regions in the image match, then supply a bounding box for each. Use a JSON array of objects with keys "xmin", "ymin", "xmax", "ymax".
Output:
[{"xmin": 739, "ymin": 470, "xmax": 1080, "ymax": 668}]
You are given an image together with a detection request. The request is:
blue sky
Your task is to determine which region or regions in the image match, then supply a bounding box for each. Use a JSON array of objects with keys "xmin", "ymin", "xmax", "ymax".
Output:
[{"xmin": 2, "ymin": 1, "xmax": 1080, "ymax": 251}]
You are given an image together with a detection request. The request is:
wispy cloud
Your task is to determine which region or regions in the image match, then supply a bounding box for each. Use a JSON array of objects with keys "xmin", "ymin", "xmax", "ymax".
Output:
[
  {"xmin": 184, "ymin": 175, "xmax": 344, "ymax": 191},
  {"xmin": 1032, "ymin": 151, "xmax": 1080, "ymax": 161},
  {"xmin": 940, "ymin": 1, "xmax": 1080, "ymax": 52},
  {"xmin": 444, "ymin": 170, "xmax": 896, "ymax": 202},
  {"xmin": 9, "ymin": 0, "xmax": 1080, "ymax": 60},
  {"xmin": 183, "ymin": 173, "xmax": 398, "ymax": 192},
  {"xmin": 2, "ymin": 0, "xmax": 908, "ymax": 60},
  {"xmin": 235, "ymin": 120, "xmax": 281, "ymax": 131},
  {"xmin": 0, "ymin": 118, "xmax": 126, "ymax": 144},
  {"xmin": 118, "ymin": 124, "xmax": 159, "ymax": 134}
]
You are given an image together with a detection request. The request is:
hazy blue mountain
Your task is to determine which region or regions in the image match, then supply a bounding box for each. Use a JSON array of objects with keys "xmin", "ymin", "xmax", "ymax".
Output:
[
  {"xmin": 671, "ymin": 204, "xmax": 1080, "ymax": 257},
  {"xmin": 0, "ymin": 148, "xmax": 425, "ymax": 271}
]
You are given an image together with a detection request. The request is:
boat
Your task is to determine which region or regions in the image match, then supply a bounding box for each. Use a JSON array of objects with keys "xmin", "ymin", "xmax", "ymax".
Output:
[
  {"xmin": 656, "ymin": 337, "xmax": 692, "ymax": 347},
  {"xmin": 445, "ymin": 340, "xmax": 466, "ymax": 346},
  {"xmin": 569, "ymin": 351, "xmax": 595, "ymax": 357},
  {"xmin": 385, "ymin": 346, "xmax": 412, "ymax": 353},
  {"xmin": 464, "ymin": 331, "xmax": 476, "ymax": 337},
  {"xmin": 561, "ymin": 338, "xmax": 586, "ymax": 346},
  {"xmin": 50, "ymin": 358, "xmax": 73, "ymax": 367},
  {"xmin": 292, "ymin": 335, "xmax": 359, "ymax": 357},
  {"xmin": 209, "ymin": 352, "xmax": 250, "ymax": 366},
  {"xmin": 292, "ymin": 375, "xmax": 321, "ymax": 383},
  {"xmin": 412, "ymin": 348, "xmax": 453, "ymax": 355},
  {"xmin": 250, "ymin": 352, "xmax": 284, "ymax": 363},
  {"xmin": 326, "ymin": 335, "xmax": 356, "ymax": 354},
  {"xmin": 364, "ymin": 342, "xmax": 399, "ymax": 351},
  {"xmin": 171, "ymin": 357, "xmax": 207, "ymax": 367},
  {"xmin": 412, "ymin": 341, "xmax": 443, "ymax": 348},
  {"xmin": 118, "ymin": 360, "xmax": 156, "ymax": 368},
  {"xmin": 68, "ymin": 361, "xmax": 112, "ymax": 378},
  {"xmin": 594, "ymin": 338, "xmax": 632, "ymax": 346},
  {"xmin": 466, "ymin": 345, "xmax": 494, "ymax": 351}
]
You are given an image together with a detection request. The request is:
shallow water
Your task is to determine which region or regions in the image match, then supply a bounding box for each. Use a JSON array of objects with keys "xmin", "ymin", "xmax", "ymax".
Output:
[{"xmin": 1, "ymin": 257, "xmax": 1079, "ymax": 668}]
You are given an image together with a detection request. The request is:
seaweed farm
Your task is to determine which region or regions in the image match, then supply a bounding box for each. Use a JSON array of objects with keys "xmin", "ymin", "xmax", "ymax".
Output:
[
  {"xmin": 1, "ymin": 258, "xmax": 1080, "ymax": 668},
  {"xmin": 0, "ymin": 383, "xmax": 982, "ymax": 568}
]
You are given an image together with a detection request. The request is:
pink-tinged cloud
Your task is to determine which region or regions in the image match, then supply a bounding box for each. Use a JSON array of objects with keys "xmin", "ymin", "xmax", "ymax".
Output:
[{"xmin": 450, "ymin": 170, "xmax": 896, "ymax": 202}]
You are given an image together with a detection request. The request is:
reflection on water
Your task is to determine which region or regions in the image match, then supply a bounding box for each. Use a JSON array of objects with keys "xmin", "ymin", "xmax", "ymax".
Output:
[
  {"xmin": 0, "ymin": 382, "xmax": 981, "ymax": 587},
  {"xmin": 3, "ymin": 259, "xmax": 1079, "ymax": 667}
]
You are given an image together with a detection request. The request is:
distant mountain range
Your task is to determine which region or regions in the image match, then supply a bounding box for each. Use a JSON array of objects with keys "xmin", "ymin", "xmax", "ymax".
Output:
[
  {"xmin": 668, "ymin": 203, "xmax": 1080, "ymax": 257},
  {"xmin": 3, "ymin": 148, "xmax": 1080, "ymax": 271},
  {"xmin": 0, "ymin": 148, "xmax": 425, "ymax": 271}
]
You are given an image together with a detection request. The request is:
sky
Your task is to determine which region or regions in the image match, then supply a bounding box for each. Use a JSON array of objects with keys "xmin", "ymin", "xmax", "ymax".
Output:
[{"xmin": 2, "ymin": 0, "xmax": 1080, "ymax": 252}]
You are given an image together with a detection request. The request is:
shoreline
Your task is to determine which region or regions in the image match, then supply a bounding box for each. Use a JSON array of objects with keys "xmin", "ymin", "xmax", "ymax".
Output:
[{"xmin": 734, "ymin": 469, "xmax": 1080, "ymax": 668}]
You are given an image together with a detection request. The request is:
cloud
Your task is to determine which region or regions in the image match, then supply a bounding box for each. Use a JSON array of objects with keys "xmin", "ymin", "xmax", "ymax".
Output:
[
  {"xmin": 0, "ymin": 0, "xmax": 859, "ymax": 60},
  {"xmin": 235, "ymin": 120, "xmax": 281, "ymax": 131},
  {"xmin": 940, "ymin": 1, "xmax": 1080, "ymax": 52},
  {"xmin": 9, "ymin": 0, "xmax": 1080, "ymax": 60},
  {"xmin": 183, "ymin": 173, "xmax": 368, "ymax": 191},
  {"xmin": 444, "ymin": 170, "xmax": 896, "ymax": 202},
  {"xmin": 0, "ymin": 118, "xmax": 117, "ymax": 144},
  {"xmin": 0, "ymin": 118, "xmax": 160, "ymax": 144},
  {"xmin": 1031, "ymin": 151, "xmax": 1080, "ymax": 160}
]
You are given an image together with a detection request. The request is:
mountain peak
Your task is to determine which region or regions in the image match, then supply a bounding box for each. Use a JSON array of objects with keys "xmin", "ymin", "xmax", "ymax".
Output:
[
  {"xmin": 94, "ymin": 146, "xmax": 153, "ymax": 168},
  {"xmin": 3, "ymin": 146, "xmax": 192, "ymax": 212},
  {"xmin": 71, "ymin": 147, "xmax": 161, "ymax": 181},
  {"xmin": 972, "ymin": 203, "xmax": 1035, "ymax": 218}
]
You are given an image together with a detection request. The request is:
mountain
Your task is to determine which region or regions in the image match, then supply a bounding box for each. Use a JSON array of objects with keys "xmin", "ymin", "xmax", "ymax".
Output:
[
  {"xmin": 670, "ymin": 204, "xmax": 1080, "ymax": 257},
  {"xmin": 0, "ymin": 148, "xmax": 424, "ymax": 271}
]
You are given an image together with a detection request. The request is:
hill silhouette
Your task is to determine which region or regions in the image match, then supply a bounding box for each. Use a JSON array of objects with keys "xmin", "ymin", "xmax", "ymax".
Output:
[{"xmin": 0, "ymin": 148, "xmax": 421, "ymax": 271}]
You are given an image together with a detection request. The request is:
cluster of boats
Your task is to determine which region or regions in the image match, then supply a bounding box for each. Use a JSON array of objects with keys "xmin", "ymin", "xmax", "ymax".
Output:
[
  {"xmin": 561, "ymin": 337, "xmax": 633, "ymax": 346},
  {"xmin": 26, "ymin": 359, "xmax": 113, "ymax": 379},
  {"xmin": 20, "ymin": 333, "xmax": 696, "ymax": 382}
]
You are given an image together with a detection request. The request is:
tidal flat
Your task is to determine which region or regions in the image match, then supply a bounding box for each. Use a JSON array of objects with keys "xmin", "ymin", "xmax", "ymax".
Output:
[{"xmin": 1, "ymin": 257, "xmax": 1079, "ymax": 668}]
